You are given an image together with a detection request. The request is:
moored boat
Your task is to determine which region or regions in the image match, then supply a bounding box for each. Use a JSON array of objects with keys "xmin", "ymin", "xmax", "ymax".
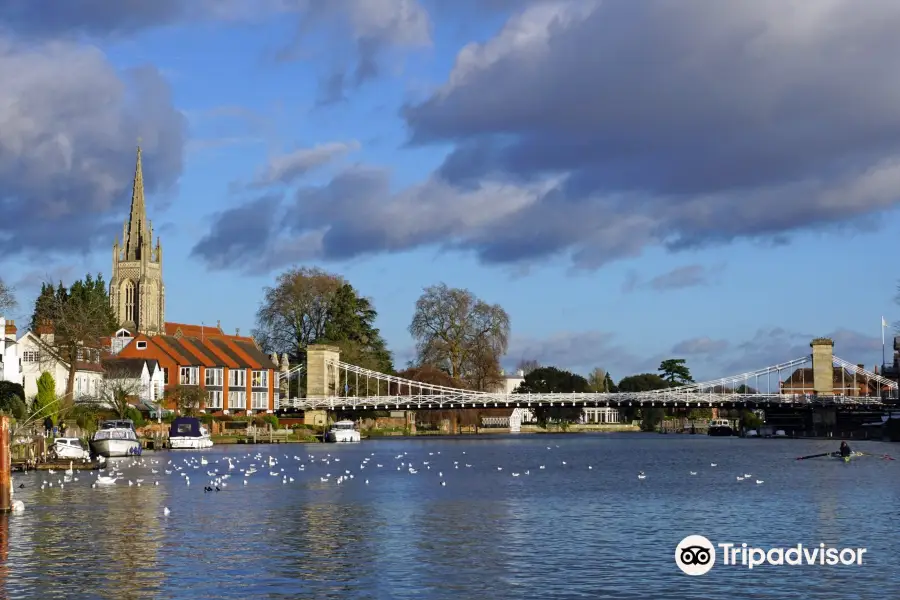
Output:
[
  {"xmin": 168, "ymin": 417, "xmax": 213, "ymax": 449},
  {"xmin": 707, "ymin": 418, "xmax": 735, "ymax": 437},
  {"xmin": 50, "ymin": 437, "xmax": 90, "ymax": 461},
  {"xmin": 326, "ymin": 420, "xmax": 361, "ymax": 443},
  {"xmin": 90, "ymin": 420, "xmax": 142, "ymax": 457}
]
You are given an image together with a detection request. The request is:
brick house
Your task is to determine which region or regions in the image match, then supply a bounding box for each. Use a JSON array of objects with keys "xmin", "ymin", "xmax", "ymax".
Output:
[
  {"xmin": 115, "ymin": 327, "xmax": 279, "ymax": 414},
  {"xmin": 780, "ymin": 366, "xmax": 888, "ymax": 396}
]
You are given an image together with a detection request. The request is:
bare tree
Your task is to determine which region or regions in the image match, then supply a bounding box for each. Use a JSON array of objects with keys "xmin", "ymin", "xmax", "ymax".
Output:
[
  {"xmin": 0, "ymin": 277, "xmax": 16, "ymax": 314},
  {"xmin": 409, "ymin": 283, "xmax": 511, "ymax": 386},
  {"xmin": 587, "ymin": 367, "xmax": 609, "ymax": 392},
  {"xmin": 98, "ymin": 365, "xmax": 144, "ymax": 419},
  {"xmin": 165, "ymin": 384, "xmax": 205, "ymax": 416},
  {"xmin": 253, "ymin": 267, "xmax": 345, "ymax": 357},
  {"xmin": 516, "ymin": 358, "xmax": 540, "ymax": 376}
]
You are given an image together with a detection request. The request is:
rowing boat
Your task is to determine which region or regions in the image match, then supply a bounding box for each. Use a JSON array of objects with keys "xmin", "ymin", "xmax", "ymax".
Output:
[{"xmin": 829, "ymin": 451, "xmax": 864, "ymax": 462}]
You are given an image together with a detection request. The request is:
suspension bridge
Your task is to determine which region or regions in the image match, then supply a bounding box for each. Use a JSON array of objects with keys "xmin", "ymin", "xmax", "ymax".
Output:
[{"xmin": 274, "ymin": 339, "xmax": 895, "ymax": 413}]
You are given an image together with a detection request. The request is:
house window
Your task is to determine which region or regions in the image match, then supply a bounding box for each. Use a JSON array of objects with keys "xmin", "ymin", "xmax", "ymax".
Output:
[
  {"xmin": 205, "ymin": 368, "xmax": 223, "ymax": 387},
  {"xmin": 153, "ymin": 382, "xmax": 161, "ymax": 401},
  {"xmin": 179, "ymin": 366, "xmax": 199, "ymax": 385},
  {"xmin": 207, "ymin": 390, "xmax": 223, "ymax": 409},
  {"xmin": 228, "ymin": 369, "xmax": 246, "ymax": 388},
  {"xmin": 251, "ymin": 370, "xmax": 268, "ymax": 388},
  {"xmin": 251, "ymin": 391, "xmax": 268, "ymax": 410},
  {"xmin": 22, "ymin": 351, "xmax": 39, "ymax": 362},
  {"xmin": 136, "ymin": 341, "xmax": 147, "ymax": 350},
  {"xmin": 163, "ymin": 367, "xmax": 169, "ymax": 385},
  {"xmin": 228, "ymin": 390, "xmax": 246, "ymax": 409}
]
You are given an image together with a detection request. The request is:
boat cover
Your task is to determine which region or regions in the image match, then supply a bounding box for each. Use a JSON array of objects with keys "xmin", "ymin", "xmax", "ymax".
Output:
[{"xmin": 169, "ymin": 417, "xmax": 203, "ymax": 438}]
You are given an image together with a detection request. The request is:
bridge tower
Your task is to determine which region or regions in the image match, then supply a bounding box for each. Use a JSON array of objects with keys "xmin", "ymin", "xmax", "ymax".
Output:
[
  {"xmin": 811, "ymin": 338, "xmax": 834, "ymax": 396},
  {"xmin": 304, "ymin": 344, "xmax": 340, "ymax": 427}
]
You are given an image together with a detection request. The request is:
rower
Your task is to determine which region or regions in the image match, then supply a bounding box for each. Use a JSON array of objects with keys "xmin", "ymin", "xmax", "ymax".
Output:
[{"xmin": 839, "ymin": 441, "xmax": 852, "ymax": 457}]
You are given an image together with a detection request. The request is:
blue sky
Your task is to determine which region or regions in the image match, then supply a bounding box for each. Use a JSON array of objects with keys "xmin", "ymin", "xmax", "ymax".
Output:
[{"xmin": 2, "ymin": 1, "xmax": 899, "ymax": 382}]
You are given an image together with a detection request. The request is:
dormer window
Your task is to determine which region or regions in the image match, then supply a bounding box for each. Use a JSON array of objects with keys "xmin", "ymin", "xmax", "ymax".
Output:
[{"xmin": 136, "ymin": 341, "xmax": 147, "ymax": 350}]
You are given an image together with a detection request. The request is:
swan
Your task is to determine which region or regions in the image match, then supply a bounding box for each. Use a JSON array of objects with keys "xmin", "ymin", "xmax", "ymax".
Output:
[{"xmin": 96, "ymin": 475, "xmax": 119, "ymax": 485}]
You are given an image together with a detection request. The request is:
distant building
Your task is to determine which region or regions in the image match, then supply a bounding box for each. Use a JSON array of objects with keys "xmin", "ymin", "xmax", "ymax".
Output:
[
  {"xmin": 109, "ymin": 146, "xmax": 165, "ymax": 336},
  {"xmin": 0, "ymin": 318, "xmax": 21, "ymax": 385},
  {"xmin": 780, "ymin": 366, "xmax": 887, "ymax": 396}
]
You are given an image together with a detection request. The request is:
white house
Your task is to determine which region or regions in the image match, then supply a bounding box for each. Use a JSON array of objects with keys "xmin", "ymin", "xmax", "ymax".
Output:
[
  {"xmin": 18, "ymin": 331, "xmax": 105, "ymax": 401},
  {"xmin": 101, "ymin": 357, "xmax": 164, "ymax": 406},
  {"xmin": 0, "ymin": 317, "xmax": 22, "ymax": 385}
]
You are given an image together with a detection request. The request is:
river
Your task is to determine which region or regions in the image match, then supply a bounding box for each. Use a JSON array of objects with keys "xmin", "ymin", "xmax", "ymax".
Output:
[{"xmin": 4, "ymin": 434, "xmax": 898, "ymax": 599}]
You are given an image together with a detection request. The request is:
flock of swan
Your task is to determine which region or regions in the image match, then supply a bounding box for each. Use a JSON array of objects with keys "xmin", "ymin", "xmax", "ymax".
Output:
[{"xmin": 12, "ymin": 444, "xmax": 766, "ymax": 515}]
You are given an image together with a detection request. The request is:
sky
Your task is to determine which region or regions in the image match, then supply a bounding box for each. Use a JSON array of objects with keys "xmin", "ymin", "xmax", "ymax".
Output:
[{"xmin": 2, "ymin": 0, "xmax": 899, "ymax": 383}]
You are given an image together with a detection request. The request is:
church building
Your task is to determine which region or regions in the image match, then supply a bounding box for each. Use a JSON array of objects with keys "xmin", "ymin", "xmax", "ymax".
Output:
[
  {"xmin": 109, "ymin": 146, "xmax": 165, "ymax": 336},
  {"xmin": 107, "ymin": 147, "xmax": 281, "ymax": 413}
]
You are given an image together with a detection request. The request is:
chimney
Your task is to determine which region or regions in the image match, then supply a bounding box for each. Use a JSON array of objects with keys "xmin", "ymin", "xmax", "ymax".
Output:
[
  {"xmin": 858, "ymin": 364, "xmax": 865, "ymax": 371},
  {"xmin": 4, "ymin": 319, "xmax": 15, "ymax": 338},
  {"xmin": 235, "ymin": 328, "xmax": 240, "ymax": 336},
  {"xmin": 517, "ymin": 369, "xmax": 524, "ymax": 377},
  {"xmin": 217, "ymin": 319, "xmax": 221, "ymax": 331}
]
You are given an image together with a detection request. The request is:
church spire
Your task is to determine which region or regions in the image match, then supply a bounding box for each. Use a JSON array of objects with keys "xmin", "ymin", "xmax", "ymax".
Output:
[{"xmin": 123, "ymin": 145, "xmax": 148, "ymax": 261}]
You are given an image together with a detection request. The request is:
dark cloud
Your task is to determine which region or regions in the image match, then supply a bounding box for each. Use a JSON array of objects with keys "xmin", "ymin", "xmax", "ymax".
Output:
[
  {"xmin": 671, "ymin": 337, "xmax": 730, "ymax": 356},
  {"xmin": 195, "ymin": 1, "xmax": 900, "ymax": 271},
  {"xmin": 707, "ymin": 327, "xmax": 883, "ymax": 382},
  {"xmin": 250, "ymin": 141, "xmax": 360, "ymax": 187},
  {"xmin": 503, "ymin": 330, "xmax": 658, "ymax": 378},
  {"xmin": 623, "ymin": 264, "xmax": 724, "ymax": 292},
  {"xmin": 0, "ymin": 37, "xmax": 185, "ymax": 260},
  {"xmin": 190, "ymin": 195, "xmax": 284, "ymax": 272}
]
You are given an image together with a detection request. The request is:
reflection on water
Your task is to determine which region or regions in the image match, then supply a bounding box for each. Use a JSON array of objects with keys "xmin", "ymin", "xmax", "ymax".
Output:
[{"xmin": 5, "ymin": 435, "xmax": 900, "ymax": 599}]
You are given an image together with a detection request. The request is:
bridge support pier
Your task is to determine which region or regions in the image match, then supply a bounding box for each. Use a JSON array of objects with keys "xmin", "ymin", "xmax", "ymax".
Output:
[
  {"xmin": 304, "ymin": 344, "xmax": 341, "ymax": 428},
  {"xmin": 811, "ymin": 338, "xmax": 835, "ymax": 396},
  {"xmin": 406, "ymin": 411, "xmax": 416, "ymax": 435}
]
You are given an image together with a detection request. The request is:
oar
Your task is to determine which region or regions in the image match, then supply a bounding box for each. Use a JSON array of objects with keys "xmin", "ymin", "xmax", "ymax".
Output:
[
  {"xmin": 796, "ymin": 452, "xmax": 831, "ymax": 460},
  {"xmin": 857, "ymin": 452, "xmax": 895, "ymax": 461}
]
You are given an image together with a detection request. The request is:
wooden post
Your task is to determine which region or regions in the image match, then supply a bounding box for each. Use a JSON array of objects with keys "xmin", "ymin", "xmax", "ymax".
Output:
[{"xmin": 0, "ymin": 416, "xmax": 10, "ymax": 513}]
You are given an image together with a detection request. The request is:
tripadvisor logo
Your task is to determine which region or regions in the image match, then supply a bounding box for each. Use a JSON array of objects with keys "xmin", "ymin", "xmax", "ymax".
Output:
[{"xmin": 675, "ymin": 535, "xmax": 867, "ymax": 575}]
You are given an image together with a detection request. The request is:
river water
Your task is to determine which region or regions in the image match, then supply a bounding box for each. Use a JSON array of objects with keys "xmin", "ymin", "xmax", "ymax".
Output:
[{"xmin": 3, "ymin": 434, "xmax": 898, "ymax": 599}]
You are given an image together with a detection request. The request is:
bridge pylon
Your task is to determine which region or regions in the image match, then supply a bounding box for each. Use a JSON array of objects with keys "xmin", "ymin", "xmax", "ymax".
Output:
[
  {"xmin": 305, "ymin": 344, "xmax": 340, "ymax": 427},
  {"xmin": 811, "ymin": 338, "xmax": 834, "ymax": 396}
]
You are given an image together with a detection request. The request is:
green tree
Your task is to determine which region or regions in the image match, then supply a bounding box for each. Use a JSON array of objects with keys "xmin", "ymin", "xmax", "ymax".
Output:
[
  {"xmin": 409, "ymin": 283, "xmax": 510, "ymax": 391},
  {"xmin": 617, "ymin": 373, "xmax": 671, "ymax": 392},
  {"xmin": 30, "ymin": 282, "xmax": 57, "ymax": 331},
  {"xmin": 0, "ymin": 381, "xmax": 27, "ymax": 419},
  {"xmin": 253, "ymin": 267, "xmax": 345, "ymax": 360},
  {"xmin": 515, "ymin": 366, "xmax": 589, "ymax": 428},
  {"xmin": 32, "ymin": 273, "xmax": 117, "ymax": 406},
  {"xmin": 658, "ymin": 358, "xmax": 694, "ymax": 385},
  {"xmin": 604, "ymin": 372, "xmax": 618, "ymax": 393},
  {"xmin": 33, "ymin": 371, "xmax": 58, "ymax": 424},
  {"xmin": 320, "ymin": 283, "xmax": 393, "ymax": 375}
]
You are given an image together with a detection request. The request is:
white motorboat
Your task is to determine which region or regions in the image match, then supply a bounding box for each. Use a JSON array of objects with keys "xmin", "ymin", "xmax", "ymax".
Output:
[
  {"xmin": 168, "ymin": 417, "xmax": 214, "ymax": 449},
  {"xmin": 90, "ymin": 420, "xmax": 142, "ymax": 457},
  {"xmin": 326, "ymin": 420, "xmax": 361, "ymax": 443},
  {"xmin": 50, "ymin": 437, "xmax": 90, "ymax": 461}
]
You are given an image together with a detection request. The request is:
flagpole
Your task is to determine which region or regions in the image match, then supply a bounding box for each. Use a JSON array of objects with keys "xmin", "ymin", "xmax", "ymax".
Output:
[{"xmin": 882, "ymin": 317, "xmax": 886, "ymax": 367}]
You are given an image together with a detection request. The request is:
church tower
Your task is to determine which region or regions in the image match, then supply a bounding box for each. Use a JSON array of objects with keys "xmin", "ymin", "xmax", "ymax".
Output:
[{"xmin": 110, "ymin": 146, "xmax": 165, "ymax": 335}]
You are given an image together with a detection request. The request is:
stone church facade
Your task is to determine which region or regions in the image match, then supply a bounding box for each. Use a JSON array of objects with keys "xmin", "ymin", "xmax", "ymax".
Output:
[{"xmin": 109, "ymin": 147, "xmax": 166, "ymax": 336}]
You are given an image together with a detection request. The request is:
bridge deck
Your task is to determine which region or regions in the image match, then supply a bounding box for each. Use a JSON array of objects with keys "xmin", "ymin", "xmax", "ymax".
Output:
[{"xmin": 279, "ymin": 393, "xmax": 890, "ymax": 411}]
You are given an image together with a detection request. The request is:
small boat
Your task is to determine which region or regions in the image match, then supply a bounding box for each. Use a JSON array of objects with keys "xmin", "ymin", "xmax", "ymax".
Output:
[
  {"xmin": 168, "ymin": 417, "xmax": 213, "ymax": 450},
  {"xmin": 90, "ymin": 420, "xmax": 142, "ymax": 458},
  {"xmin": 325, "ymin": 420, "xmax": 361, "ymax": 443},
  {"xmin": 50, "ymin": 437, "xmax": 90, "ymax": 461},
  {"xmin": 831, "ymin": 451, "xmax": 864, "ymax": 462},
  {"xmin": 707, "ymin": 418, "xmax": 734, "ymax": 436}
]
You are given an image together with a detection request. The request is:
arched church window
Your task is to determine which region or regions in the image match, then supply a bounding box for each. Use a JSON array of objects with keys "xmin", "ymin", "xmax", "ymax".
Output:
[{"xmin": 124, "ymin": 280, "xmax": 136, "ymax": 323}]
